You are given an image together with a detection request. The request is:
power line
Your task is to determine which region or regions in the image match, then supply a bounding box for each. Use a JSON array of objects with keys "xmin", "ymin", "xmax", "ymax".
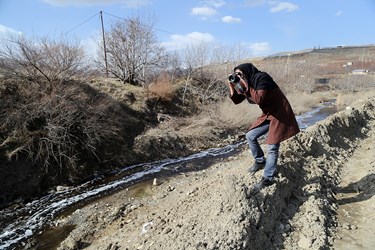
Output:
[
  {"xmin": 63, "ymin": 12, "xmax": 100, "ymax": 36},
  {"xmin": 60, "ymin": 10, "xmax": 205, "ymax": 44},
  {"xmin": 102, "ymin": 11, "xmax": 176, "ymax": 36},
  {"xmin": 102, "ymin": 11, "xmax": 205, "ymax": 43}
]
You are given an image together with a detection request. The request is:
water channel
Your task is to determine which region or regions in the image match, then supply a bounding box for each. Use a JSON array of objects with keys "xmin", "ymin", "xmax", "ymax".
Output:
[{"xmin": 0, "ymin": 100, "xmax": 340, "ymax": 249}]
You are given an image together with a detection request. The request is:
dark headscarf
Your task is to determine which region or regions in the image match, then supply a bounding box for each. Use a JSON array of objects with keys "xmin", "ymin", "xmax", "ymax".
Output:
[{"xmin": 234, "ymin": 63, "xmax": 278, "ymax": 90}]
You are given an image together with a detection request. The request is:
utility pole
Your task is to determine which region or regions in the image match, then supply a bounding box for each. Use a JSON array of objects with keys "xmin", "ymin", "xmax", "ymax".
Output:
[{"xmin": 100, "ymin": 11, "xmax": 109, "ymax": 77}]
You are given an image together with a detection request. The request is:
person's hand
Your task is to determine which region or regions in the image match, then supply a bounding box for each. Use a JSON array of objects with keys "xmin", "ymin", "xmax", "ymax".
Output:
[{"xmin": 237, "ymin": 74, "xmax": 248, "ymax": 93}]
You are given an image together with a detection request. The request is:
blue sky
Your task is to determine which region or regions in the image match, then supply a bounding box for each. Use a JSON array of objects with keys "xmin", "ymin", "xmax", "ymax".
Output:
[{"xmin": 0, "ymin": 0, "xmax": 375, "ymax": 57}]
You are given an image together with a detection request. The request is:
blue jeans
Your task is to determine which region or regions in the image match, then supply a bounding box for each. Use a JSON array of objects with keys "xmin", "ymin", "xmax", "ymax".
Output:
[{"xmin": 245, "ymin": 121, "xmax": 280, "ymax": 180}]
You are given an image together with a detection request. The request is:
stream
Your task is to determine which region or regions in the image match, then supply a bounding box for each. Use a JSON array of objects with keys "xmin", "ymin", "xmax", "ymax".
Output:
[{"xmin": 0, "ymin": 100, "xmax": 339, "ymax": 249}]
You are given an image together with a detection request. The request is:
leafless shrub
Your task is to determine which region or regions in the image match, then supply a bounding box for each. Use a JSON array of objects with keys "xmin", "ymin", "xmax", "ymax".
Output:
[
  {"xmin": 0, "ymin": 35, "xmax": 91, "ymax": 84},
  {"xmin": 0, "ymin": 79, "xmax": 142, "ymax": 183},
  {"xmin": 179, "ymin": 42, "xmax": 250, "ymax": 106},
  {"xmin": 96, "ymin": 14, "xmax": 167, "ymax": 85}
]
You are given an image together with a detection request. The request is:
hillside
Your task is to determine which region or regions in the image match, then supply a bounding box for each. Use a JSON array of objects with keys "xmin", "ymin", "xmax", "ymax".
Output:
[{"xmin": 1, "ymin": 45, "xmax": 375, "ymax": 210}]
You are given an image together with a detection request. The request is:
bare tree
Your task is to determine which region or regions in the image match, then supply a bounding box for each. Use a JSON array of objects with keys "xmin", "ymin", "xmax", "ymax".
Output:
[
  {"xmin": 97, "ymin": 15, "xmax": 167, "ymax": 85},
  {"xmin": 164, "ymin": 50, "xmax": 183, "ymax": 83},
  {"xmin": 0, "ymin": 35, "xmax": 90, "ymax": 83},
  {"xmin": 180, "ymin": 42, "xmax": 245, "ymax": 104}
]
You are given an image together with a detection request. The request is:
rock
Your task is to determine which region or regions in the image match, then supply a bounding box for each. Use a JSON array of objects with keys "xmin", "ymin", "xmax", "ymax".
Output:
[
  {"xmin": 59, "ymin": 235, "xmax": 78, "ymax": 250},
  {"xmin": 298, "ymin": 235, "xmax": 312, "ymax": 249},
  {"xmin": 152, "ymin": 178, "xmax": 159, "ymax": 186},
  {"xmin": 141, "ymin": 221, "xmax": 154, "ymax": 234},
  {"xmin": 166, "ymin": 185, "xmax": 175, "ymax": 192},
  {"xmin": 56, "ymin": 185, "xmax": 70, "ymax": 192}
]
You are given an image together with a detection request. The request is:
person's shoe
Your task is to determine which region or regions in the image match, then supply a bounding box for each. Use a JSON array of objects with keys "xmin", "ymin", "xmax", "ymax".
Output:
[
  {"xmin": 248, "ymin": 177, "xmax": 276, "ymax": 196},
  {"xmin": 248, "ymin": 161, "xmax": 266, "ymax": 174}
]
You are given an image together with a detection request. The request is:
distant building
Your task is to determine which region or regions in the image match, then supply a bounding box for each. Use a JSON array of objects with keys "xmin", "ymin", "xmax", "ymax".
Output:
[{"xmin": 351, "ymin": 69, "xmax": 368, "ymax": 75}]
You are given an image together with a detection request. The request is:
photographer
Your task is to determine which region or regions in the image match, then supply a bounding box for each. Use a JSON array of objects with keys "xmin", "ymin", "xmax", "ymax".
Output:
[{"xmin": 227, "ymin": 63, "xmax": 300, "ymax": 194}]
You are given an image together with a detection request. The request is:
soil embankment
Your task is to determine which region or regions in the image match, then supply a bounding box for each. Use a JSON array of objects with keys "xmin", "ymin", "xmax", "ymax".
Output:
[{"xmin": 29, "ymin": 96, "xmax": 375, "ymax": 250}]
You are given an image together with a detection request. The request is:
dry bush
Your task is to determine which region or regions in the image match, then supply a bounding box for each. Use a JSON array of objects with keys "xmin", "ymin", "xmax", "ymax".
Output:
[
  {"xmin": 0, "ymin": 78, "xmax": 144, "ymax": 184},
  {"xmin": 148, "ymin": 73, "xmax": 176, "ymax": 100},
  {"xmin": 0, "ymin": 35, "xmax": 91, "ymax": 83},
  {"xmin": 180, "ymin": 42, "xmax": 249, "ymax": 106}
]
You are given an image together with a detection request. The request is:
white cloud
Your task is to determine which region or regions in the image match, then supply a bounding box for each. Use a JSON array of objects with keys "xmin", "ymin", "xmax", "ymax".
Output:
[
  {"xmin": 191, "ymin": 7, "xmax": 217, "ymax": 16},
  {"xmin": 270, "ymin": 2, "xmax": 299, "ymax": 13},
  {"xmin": 222, "ymin": 16, "xmax": 241, "ymax": 23},
  {"xmin": 41, "ymin": 0, "xmax": 150, "ymax": 7},
  {"xmin": 202, "ymin": 0, "xmax": 225, "ymax": 8},
  {"xmin": 0, "ymin": 24, "xmax": 23, "ymax": 38},
  {"xmin": 336, "ymin": 10, "xmax": 343, "ymax": 16},
  {"xmin": 161, "ymin": 32, "xmax": 215, "ymax": 50},
  {"xmin": 248, "ymin": 42, "xmax": 272, "ymax": 55}
]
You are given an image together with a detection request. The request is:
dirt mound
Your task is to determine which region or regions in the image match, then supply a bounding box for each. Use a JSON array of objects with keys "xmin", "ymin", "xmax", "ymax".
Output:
[{"xmin": 39, "ymin": 96, "xmax": 375, "ymax": 250}]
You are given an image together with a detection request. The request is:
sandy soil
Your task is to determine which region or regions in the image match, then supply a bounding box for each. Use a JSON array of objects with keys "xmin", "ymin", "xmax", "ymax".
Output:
[
  {"xmin": 332, "ymin": 125, "xmax": 375, "ymax": 249},
  {"xmin": 27, "ymin": 96, "xmax": 375, "ymax": 250}
]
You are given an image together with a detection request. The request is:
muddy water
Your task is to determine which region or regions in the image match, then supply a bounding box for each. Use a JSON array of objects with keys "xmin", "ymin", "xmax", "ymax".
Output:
[
  {"xmin": 296, "ymin": 100, "xmax": 338, "ymax": 129},
  {"xmin": 0, "ymin": 101, "xmax": 341, "ymax": 250}
]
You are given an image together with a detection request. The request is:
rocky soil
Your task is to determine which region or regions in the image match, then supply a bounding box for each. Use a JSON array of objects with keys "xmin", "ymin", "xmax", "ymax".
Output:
[{"xmin": 26, "ymin": 96, "xmax": 375, "ymax": 250}]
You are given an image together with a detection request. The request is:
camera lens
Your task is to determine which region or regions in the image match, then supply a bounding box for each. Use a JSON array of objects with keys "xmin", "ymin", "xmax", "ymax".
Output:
[{"xmin": 229, "ymin": 74, "xmax": 240, "ymax": 83}]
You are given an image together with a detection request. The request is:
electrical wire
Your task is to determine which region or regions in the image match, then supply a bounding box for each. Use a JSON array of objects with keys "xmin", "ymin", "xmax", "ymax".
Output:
[
  {"xmin": 102, "ymin": 11, "xmax": 204, "ymax": 42},
  {"xmin": 63, "ymin": 12, "xmax": 100, "ymax": 36}
]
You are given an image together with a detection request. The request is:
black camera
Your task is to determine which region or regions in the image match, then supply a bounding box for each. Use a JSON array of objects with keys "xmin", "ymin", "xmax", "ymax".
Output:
[
  {"xmin": 228, "ymin": 73, "xmax": 240, "ymax": 83},
  {"xmin": 228, "ymin": 73, "xmax": 245, "ymax": 93}
]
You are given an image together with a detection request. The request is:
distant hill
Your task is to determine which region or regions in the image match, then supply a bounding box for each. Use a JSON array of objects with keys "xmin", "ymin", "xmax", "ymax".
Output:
[{"xmin": 259, "ymin": 44, "xmax": 375, "ymax": 74}]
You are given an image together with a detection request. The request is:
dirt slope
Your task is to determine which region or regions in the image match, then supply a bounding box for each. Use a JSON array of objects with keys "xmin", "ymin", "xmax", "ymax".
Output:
[
  {"xmin": 36, "ymin": 96, "xmax": 375, "ymax": 250},
  {"xmin": 332, "ymin": 124, "xmax": 375, "ymax": 249}
]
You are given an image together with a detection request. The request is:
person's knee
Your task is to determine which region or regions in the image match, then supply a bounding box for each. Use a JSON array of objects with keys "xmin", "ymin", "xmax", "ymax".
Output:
[
  {"xmin": 268, "ymin": 144, "xmax": 280, "ymax": 154},
  {"xmin": 246, "ymin": 131, "xmax": 257, "ymax": 142}
]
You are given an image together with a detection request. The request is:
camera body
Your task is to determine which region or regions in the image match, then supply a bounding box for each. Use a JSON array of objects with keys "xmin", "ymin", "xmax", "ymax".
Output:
[{"xmin": 228, "ymin": 73, "xmax": 245, "ymax": 93}]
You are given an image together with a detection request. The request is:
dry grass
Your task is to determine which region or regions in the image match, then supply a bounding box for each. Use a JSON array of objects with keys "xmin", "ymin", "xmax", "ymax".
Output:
[
  {"xmin": 206, "ymin": 98, "xmax": 261, "ymax": 129},
  {"xmin": 89, "ymin": 78, "xmax": 150, "ymax": 112},
  {"xmin": 147, "ymin": 74, "xmax": 176, "ymax": 100},
  {"xmin": 286, "ymin": 91, "xmax": 336, "ymax": 115},
  {"xmin": 335, "ymin": 89, "xmax": 375, "ymax": 107}
]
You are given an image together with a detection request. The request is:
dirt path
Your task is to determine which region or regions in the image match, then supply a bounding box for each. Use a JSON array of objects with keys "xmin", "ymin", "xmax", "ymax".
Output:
[
  {"xmin": 24, "ymin": 97, "xmax": 375, "ymax": 250},
  {"xmin": 332, "ymin": 124, "xmax": 375, "ymax": 249}
]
